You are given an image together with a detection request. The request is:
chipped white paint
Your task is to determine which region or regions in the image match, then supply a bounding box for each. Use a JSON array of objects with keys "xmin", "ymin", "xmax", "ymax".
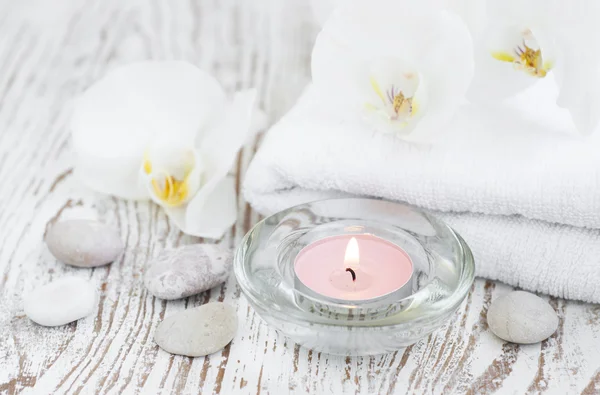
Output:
[{"xmin": 1, "ymin": 0, "xmax": 600, "ymax": 394}]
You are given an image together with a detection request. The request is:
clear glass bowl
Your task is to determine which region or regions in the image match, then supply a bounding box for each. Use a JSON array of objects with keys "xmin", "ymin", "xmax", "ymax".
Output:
[{"xmin": 234, "ymin": 198, "xmax": 475, "ymax": 356}]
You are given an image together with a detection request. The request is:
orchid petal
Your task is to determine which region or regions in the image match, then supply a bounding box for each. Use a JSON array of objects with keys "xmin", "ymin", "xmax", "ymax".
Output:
[
  {"xmin": 486, "ymin": 0, "xmax": 559, "ymax": 25},
  {"xmin": 71, "ymin": 61, "xmax": 226, "ymax": 199},
  {"xmin": 199, "ymin": 89, "xmax": 257, "ymax": 181},
  {"xmin": 555, "ymin": 50, "xmax": 600, "ymax": 135},
  {"xmin": 444, "ymin": 0, "xmax": 487, "ymax": 37},
  {"xmin": 163, "ymin": 176, "xmax": 237, "ymax": 239},
  {"xmin": 553, "ymin": 2, "xmax": 600, "ymax": 135},
  {"xmin": 311, "ymin": 25, "xmax": 367, "ymax": 112}
]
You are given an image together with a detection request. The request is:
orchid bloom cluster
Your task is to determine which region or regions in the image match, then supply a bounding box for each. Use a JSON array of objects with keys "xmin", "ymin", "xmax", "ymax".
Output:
[
  {"xmin": 71, "ymin": 62, "xmax": 255, "ymax": 238},
  {"xmin": 311, "ymin": 0, "xmax": 600, "ymax": 138}
]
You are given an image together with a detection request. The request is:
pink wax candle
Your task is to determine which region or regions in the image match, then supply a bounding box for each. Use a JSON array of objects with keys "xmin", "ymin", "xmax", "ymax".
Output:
[{"xmin": 294, "ymin": 234, "xmax": 414, "ymax": 301}]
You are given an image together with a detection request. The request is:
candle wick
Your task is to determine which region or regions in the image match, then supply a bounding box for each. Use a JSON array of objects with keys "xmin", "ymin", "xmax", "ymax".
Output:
[{"xmin": 345, "ymin": 268, "xmax": 356, "ymax": 281}]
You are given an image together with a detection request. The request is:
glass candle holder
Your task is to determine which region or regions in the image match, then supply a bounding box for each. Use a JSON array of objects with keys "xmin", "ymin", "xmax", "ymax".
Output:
[{"xmin": 234, "ymin": 198, "xmax": 475, "ymax": 356}]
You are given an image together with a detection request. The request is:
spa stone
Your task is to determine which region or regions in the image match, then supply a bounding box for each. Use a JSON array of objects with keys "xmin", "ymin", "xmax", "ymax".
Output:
[
  {"xmin": 144, "ymin": 244, "xmax": 232, "ymax": 300},
  {"xmin": 487, "ymin": 291, "xmax": 559, "ymax": 344},
  {"xmin": 154, "ymin": 302, "xmax": 237, "ymax": 357},
  {"xmin": 24, "ymin": 276, "xmax": 97, "ymax": 326},
  {"xmin": 46, "ymin": 220, "xmax": 123, "ymax": 267}
]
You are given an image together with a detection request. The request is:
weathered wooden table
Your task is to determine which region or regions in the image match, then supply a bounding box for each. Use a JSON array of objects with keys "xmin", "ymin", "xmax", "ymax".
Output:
[{"xmin": 2, "ymin": 1, "xmax": 600, "ymax": 393}]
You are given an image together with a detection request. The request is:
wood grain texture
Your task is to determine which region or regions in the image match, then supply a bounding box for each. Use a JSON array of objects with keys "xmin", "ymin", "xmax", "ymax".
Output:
[{"xmin": 1, "ymin": 0, "xmax": 599, "ymax": 394}]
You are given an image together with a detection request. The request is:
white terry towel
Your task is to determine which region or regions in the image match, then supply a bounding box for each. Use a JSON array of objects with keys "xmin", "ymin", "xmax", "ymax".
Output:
[{"xmin": 244, "ymin": 79, "xmax": 600, "ymax": 304}]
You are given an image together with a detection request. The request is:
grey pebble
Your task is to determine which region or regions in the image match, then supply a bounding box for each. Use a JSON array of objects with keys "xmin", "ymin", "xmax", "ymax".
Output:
[
  {"xmin": 46, "ymin": 220, "xmax": 123, "ymax": 267},
  {"xmin": 154, "ymin": 302, "xmax": 237, "ymax": 357},
  {"xmin": 487, "ymin": 291, "xmax": 559, "ymax": 344},
  {"xmin": 144, "ymin": 244, "xmax": 232, "ymax": 300}
]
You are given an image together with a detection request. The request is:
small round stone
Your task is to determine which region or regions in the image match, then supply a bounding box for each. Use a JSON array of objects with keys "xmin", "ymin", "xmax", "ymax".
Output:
[
  {"xmin": 46, "ymin": 220, "xmax": 123, "ymax": 267},
  {"xmin": 154, "ymin": 302, "xmax": 237, "ymax": 357},
  {"xmin": 144, "ymin": 244, "xmax": 232, "ymax": 300},
  {"xmin": 24, "ymin": 276, "xmax": 97, "ymax": 326},
  {"xmin": 487, "ymin": 291, "xmax": 559, "ymax": 344}
]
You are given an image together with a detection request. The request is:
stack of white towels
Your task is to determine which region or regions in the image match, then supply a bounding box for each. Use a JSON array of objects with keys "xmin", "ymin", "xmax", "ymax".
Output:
[{"xmin": 244, "ymin": 77, "xmax": 600, "ymax": 304}]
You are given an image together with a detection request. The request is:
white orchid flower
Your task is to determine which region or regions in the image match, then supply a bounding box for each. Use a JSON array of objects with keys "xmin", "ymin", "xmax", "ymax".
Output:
[
  {"xmin": 466, "ymin": 0, "xmax": 561, "ymax": 101},
  {"xmin": 310, "ymin": 0, "xmax": 473, "ymax": 141},
  {"xmin": 463, "ymin": 0, "xmax": 600, "ymax": 134},
  {"xmin": 71, "ymin": 61, "xmax": 256, "ymax": 238}
]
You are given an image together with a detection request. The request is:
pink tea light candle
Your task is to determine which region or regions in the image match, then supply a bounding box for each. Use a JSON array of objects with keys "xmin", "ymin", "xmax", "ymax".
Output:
[{"xmin": 294, "ymin": 234, "xmax": 414, "ymax": 303}]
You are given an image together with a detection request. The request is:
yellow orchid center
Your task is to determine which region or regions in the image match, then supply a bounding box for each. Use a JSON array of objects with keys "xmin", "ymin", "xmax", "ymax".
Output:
[
  {"xmin": 516, "ymin": 43, "xmax": 546, "ymax": 77},
  {"xmin": 367, "ymin": 76, "xmax": 418, "ymax": 125},
  {"xmin": 149, "ymin": 174, "xmax": 190, "ymax": 207},
  {"xmin": 142, "ymin": 148, "xmax": 199, "ymax": 208},
  {"xmin": 491, "ymin": 29, "xmax": 551, "ymax": 78},
  {"xmin": 392, "ymin": 91, "xmax": 413, "ymax": 117}
]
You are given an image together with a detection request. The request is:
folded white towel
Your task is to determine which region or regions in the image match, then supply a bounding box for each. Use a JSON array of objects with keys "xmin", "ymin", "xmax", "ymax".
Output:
[{"xmin": 244, "ymin": 78, "xmax": 600, "ymax": 303}]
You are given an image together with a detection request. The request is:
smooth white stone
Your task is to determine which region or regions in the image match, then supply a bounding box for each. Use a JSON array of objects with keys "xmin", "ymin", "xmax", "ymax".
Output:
[
  {"xmin": 144, "ymin": 244, "xmax": 232, "ymax": 300},
  {"xmin": 46, "ymin": 220, "xmax": 123, "ymax": 267},
  {"xmin": 154, "ymin": 302, "xmax": 237, "ymax": 357},
  {"xmin": 487, "ymin": 291, "xmax": 559, "ymax": 344},
  {"xmin": 24, "ymin": 276, "xmax": 97, "ymax": 326}
]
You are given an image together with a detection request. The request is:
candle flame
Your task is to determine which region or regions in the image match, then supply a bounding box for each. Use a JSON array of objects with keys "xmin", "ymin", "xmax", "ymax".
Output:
[{"xmin": 344, "ymin": 237, "xmax": 360, "ymax": 269}]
